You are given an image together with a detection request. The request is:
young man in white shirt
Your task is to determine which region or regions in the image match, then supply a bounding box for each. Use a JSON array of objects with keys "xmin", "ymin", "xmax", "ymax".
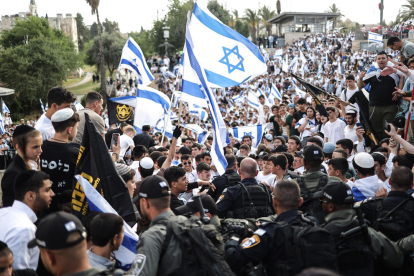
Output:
[
  {"xmin": 324, "ymin": 106, "xmax": 346, "ymax": 144},
  {"xmin": 340, "ymin": 75, "xmax": 360, "ymax": 118},
  {"xmin": 119, "ymin": 125, "xmax": 136, "ymax": 159},
  {"xmin": 0, "ymin": 171, "xmax": 54, "ymax": 270}
]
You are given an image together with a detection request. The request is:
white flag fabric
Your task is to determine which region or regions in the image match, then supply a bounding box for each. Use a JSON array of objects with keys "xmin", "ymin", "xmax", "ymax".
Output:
[
  {"xmin": 274, "ymin": 49, "xmax": 283, "ymax": 60},
  {"xmin": 75, "ymin": 175, "xmax": 138, "ymax": 271},
  {"xmin": 231, "ymin": 125, "xmax": 264, "ymax": 148},
  {"xmin": 268, "ymin": 84, "xmax": 282, "ymax": 104},
  {"xmin": 282, "ymin": 54, "xmax": 289, "ymax": 72},
  {"xmin": 247, "ymin": 91, "xmax": 260, "ymax": 110},
  {"xmin": 0, "ymin": 113, "xmax": 5, "ymax": 134},
  {"xmin": 368, "ymin": 32, "xmax": 383, "ymax": 43},
  {"xmin": 40, "ymin": 99, "xmax": 46, "ymax": 114},
  {"xmin": 327, "ymin": 21, "xmax": 333, "ymax": 30},
  {"xmin": 118, "ymin": 37, "xmax": 154, "ymax": 86},
  {"xmin": 295, "ymin": 87, "xmax": 306, "ymax": 98},
  {"xmin": 2, "ymin": 101, "xmax": 10, "ymax": 115},
  {"xmin": 74, "ymin": 101, "xmax": 84, "ymax": 111},
  {"xmin": 182, "ymin": 124, "xmax": 204, "ymax": 135},
  {"xmin": 134, "ymin": 87, "xmax": 171, "ymax": 134},
  {"xmin": 154, "ymin": 111, "xmax": 173, "ymax": 139}
]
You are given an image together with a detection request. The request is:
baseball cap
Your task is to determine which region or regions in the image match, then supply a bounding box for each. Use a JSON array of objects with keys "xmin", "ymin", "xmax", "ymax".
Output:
[
  {"xmin": 51, "ymin": 108, "xmax": 74, "ymax": 122},
  {"xmin": 139, "ymin": 175, "xmax": 171, "ymax": 199},
  {"xmin": 354, "ymin": 152, "xmax": 374, "ymax": 168},
  {"xmin": 264, "ymin": 134, "xmax": 273, "ymax": 141},
  {"xmin": 303, "ymin": 144, "xmax": 324, "ymax": 161},
  {"xmin": 139, "ymin": 157, "xmax": 154, "ymax": 169},
  {"xmin": 323, "ymin": 142, "xmax": 336, "ymax": 154},
  {"xmin": 175, "ymin": 194, "xmax": 217, "ymax": 216},
  {"xmin": 178, "ymin": 147, "xmax": 192, "ymax": 155},
  {"xmin": 28, "ymin": 212, "xmax": 87, "ymax": 250},
  {"xmin": 313, "ymin": 180, "xmax": 354, "ymax": 204},
  {"xmin": 257, "ymin": 152, "xmax": 269, "ymax": 159}
]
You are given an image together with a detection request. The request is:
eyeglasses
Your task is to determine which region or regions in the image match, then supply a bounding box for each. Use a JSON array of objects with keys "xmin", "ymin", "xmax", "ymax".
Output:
[
  {"xmin": 182, "ymin": 161, "xmax": 192, "ymax": 165},
  {"xmin": 271, "ymin": 192, "xmax": 278, "ymax": 199}
]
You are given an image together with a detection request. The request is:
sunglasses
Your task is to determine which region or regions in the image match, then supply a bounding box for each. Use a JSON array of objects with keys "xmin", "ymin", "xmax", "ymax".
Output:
[{"xmin": 182, "ymin": 161, "xmax": 192, "ymax": 165}]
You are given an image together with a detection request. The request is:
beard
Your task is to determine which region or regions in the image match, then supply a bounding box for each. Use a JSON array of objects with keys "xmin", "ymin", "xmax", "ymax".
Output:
[{"xmin": 33, "ymin": 195, "xmax": 50, "ymax": 214}]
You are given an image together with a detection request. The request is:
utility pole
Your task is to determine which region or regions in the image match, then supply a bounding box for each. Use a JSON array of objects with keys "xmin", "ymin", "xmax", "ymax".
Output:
[{"xmin": 380, "ymin": 0, "xmax": 384, "ymax": 26}]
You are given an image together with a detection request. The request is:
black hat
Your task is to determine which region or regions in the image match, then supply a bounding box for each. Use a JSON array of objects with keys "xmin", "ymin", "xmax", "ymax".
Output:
[
  {"xmin": 178, "ymin": 146, "xmax": 191, "ymax": 155},
  {"xmin": 272, "ymin": 144, "xmax": 288, "ymax": 153},
  {"xmin": 257, "ymin": 152, "xmax": 269, "ymax": 159},
  {"xmin": 13, "ymin": 125, "xmax": 35, "ymax": 138},
  {"xmin": 303, "ymin": 144, "xmax": 324, "ymax": 161},
  {"xmin": 175, "ymin": 194, "xmax": 217, "ymax": 216},
  {"xmin": 313, "ymin": 180, "xmax": 354, "ymax": 204},
  {"xmin": 139, "ymin": 175, "xmax": 171, "ymax": 199},
  {"xmin": 28, "ymin": 212, "xmax": 87, "ymax": 250}
]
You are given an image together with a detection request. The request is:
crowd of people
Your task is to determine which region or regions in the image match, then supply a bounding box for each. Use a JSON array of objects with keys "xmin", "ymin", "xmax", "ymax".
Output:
[{"xmin": 2, "ymin": 29, "xmax": 414, "ymax": 276}]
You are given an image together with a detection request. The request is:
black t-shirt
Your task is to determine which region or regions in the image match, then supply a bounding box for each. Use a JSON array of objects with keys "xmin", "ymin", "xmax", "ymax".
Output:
[
  {"xmin": 364, "ymin": 74, "xmax": 398, "ymax": 107},
  {"xmin": 40, "ymin": 140, "xmax": 79, "ymax": 212},
  {"xmin": 293, "ymin": 110, "xmax": 306, "ymax": 123}
]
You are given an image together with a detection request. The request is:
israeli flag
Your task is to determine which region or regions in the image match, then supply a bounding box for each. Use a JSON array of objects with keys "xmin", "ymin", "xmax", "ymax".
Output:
[
  {"xmin": 182, "ymin": 124, "xmax": 204, "ymax": 135},
  {"xmin": 169, "ymin": 110, "xmax": 178, "ymax": 121},
  {"xmin": 164, "ymin": 71, "xmax": 176, "ymax": 79},
  {"xmin": 368, "ymin": 32, "xmax": 383, "ymax": 44},
  {"xmin": 154, "ymin": 110, "xmax": 173, "ymax": 139},
  {"xmin": 317, "ymin": 61, "xmax": 323, "ymax": 78},
  {"xmin": 247, "ymin": 91, "xmax": 260, "ymax": 110},
  {"xmin": 118, "ymin": 37, "xmax": 154, "ymax": 86},
  {"xmin": 173, "ymin": 91, "xmax": 181, "ymax": 108},
  {"xmin": 74, "ymin": 101, "xmax": 84, "ymax": 111},
  {"xmin": 108, "ymin": 95, "xmax": 136, "ymax": 107},
  {"xmin": 75, "ymin": 175, "xmax": 138, "ymax": 271},
  {"xmin": 2, "ymin": 101, "xmax": 10, "ymax": 115},
  {"xmin": 40, "ymin": 99, "xmax": 46, "ymax": 114},
  {"xmin": 261, "ymin": 49, "xmax": 269, "ymax": 62},
  {"xmin": 274, "ymin": 49, "xmax": 283, "ymax": 60},
  {"xmin": 182, "ymin": 6, "xmax": 230, "ymax": 175},
  {"xmin": 232, "ymin": 94, "xmax": 243, "ymax": 104},
  {"xmin": 327, "ymin": 21, "xmax": 333, "ymax": 30},
  {"xmin": 188, "ymin": 1, "xmax": 267, "ymax": 88},
  {"xmin": 295, "ymin": 87, "xmax": 306, "ymax": 99},
  {"xmin": 268, "ymin": 84, "xmax": 282, "ymax": 104},
  {"xmin": 134, "ymin": 87, "xmax": 171, "ymax": 134},
  {"xmin": 282, "ymin": 54, "xmax": 289, "ymax": 72},
  {"xmin": 0, "ymin": 113, "xmax": 5, "ymax": 135},
  {"xmin": 231, "ymin": 125, "xmax": 264, "ymax": 148}
]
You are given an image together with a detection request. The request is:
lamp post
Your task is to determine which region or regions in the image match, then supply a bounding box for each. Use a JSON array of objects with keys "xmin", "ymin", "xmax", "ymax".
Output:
[{"xmin": 163, "ymin": 18, "xmax": 170, "ymax": 55}]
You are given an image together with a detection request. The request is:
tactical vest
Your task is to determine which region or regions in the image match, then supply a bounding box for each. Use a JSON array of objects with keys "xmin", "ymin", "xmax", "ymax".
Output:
[
  {"xmin": 224, "ymin": 174, "xmax": 241, "ymax": 188},
  {"xmin": 297, "ymin": 174, "xmax": 328, "ymax": 224},
  {"xmin": 231, "ymin": 182, "xmax": 274, "ymax": 219}
]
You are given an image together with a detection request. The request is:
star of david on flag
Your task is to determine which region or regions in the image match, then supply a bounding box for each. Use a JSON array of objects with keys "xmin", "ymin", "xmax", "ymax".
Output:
[
  {"xmin": 230, "ymin": 125, "xmax": 264, "ymax": 148},
  {"xmin": 243, "ymin": 131, "xmax": 255, "ymax": 140},
  {"xmin": 219, "ymin": 45, "xmax": 245, "ymax": 74}
]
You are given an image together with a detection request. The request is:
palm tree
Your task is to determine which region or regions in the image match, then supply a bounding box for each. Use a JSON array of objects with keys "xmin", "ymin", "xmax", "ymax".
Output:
[
  {"xmin": 259, "ymin": 5, "xmax": 276, "ymax": 36},
  {"xmin": 244, "ymin": 9, "xmax": 260, "ymax": 44},
  {"xmin": 276, "ymin": 0, "xmax": 281, "ymax": 15},
  {"xmin": 325, "ymin": 4, "xmax": 343, "ymax": 29},
  {"xmin": 86, "ymin": 0, "xmax": 106, "ymax": 103},
  {"xmin": 233, "ymin": 10, "xmax": 240, "ymax": 21},
  {"xmin": 229, "ymin": 10, "xmax": 240, "ymax": 29},
  {"xmin": 397, "ymin": 0, "xmax": 414, "ymax": 23}
]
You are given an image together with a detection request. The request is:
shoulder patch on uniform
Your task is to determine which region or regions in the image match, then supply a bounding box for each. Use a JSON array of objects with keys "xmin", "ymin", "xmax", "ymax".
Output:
[
  {"xmin": 131, "ymin": 254, "xmax": 146, "ymax": 275},
  {"xmin": 254, "ymin": 229, "xmax": 266, "ymax": 236},
  {"xmin": 216, "ymin": 195, "xmax": 225, "ymax": 204},
  {"xmin": 222, "ymin": 188, "xmax": 228, "ymax": 193},
  {"xmin": 241, "ymin": 234, "xmax": 260, "ymax": 249}
]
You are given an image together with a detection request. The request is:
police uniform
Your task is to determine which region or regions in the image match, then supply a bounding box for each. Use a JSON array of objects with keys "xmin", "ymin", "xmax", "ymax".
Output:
[
  {"xmin": 208, "ymin": 169, "xmax": 239, "ymax": 201},
  {"xmin": 133, "ymin": 176, "xmax": 183, "ymax": 276},
  {"xmin": 225, "ymin": 210, "xmax": 308, "ymax": 274},
  {"xmin": 216, "ymin": 177, "xmax": 273, "ymax": 219}
]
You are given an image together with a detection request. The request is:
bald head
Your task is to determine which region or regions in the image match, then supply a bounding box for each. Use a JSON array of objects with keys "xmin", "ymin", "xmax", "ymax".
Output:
[{"xmin": 239, "ymin": 157, "xmax": 258, "ymax": 179}]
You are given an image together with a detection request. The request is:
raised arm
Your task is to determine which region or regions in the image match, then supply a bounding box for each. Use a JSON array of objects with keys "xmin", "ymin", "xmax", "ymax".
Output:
[{"xmin": 161, "ymin": 127, "xmax": 182, "ymax": 170}]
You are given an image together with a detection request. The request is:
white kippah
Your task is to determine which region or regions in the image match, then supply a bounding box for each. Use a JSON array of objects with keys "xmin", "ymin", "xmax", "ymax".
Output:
[
  {"xmin": 140, "ymin": 157, "xmax": 154, "ymax": 169},
  {"xmin": 51, "ymin": 108, "xmax": 74, "ymax": 123},
  {"xmin": 354, "ymin": 152, "xmax": 374, "ymax": 168}
]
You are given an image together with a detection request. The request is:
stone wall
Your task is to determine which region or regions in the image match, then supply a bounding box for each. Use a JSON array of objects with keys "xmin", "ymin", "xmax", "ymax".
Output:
[{"xmin": 285, "ymin": 32, "xmax": 316, "ymax": 44}]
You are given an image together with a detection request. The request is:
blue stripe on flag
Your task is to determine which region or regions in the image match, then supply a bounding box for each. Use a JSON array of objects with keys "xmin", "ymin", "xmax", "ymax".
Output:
[
  {"xmin": 352, "ymin": 187, "xmax": 366, "ymax": 202},
  {"xmin": 248, "ymin": 99, "xmax": 259, "ymax": 107},
  {"xmin": 137, "ymin": 89, "xmax": 170, "ymax": 111},
  {"xmin": 181, "ymin": 79, "xmax": 206, "ymax": 99},
  {"xmin": 127, "ymin": 40, "xmax": 153, "ymax": 81},
  {"xmin": 233, "ymin": 128, "xmax": 238, "ymax": 140},
  {"xmin": 256, "ymin": 125, "xmax": 263, "ymax": 147},
  {"xmin": 204, "ymin": 69, "xmax": 248, "ymax": 87},
  {"xmin": 193, "ymin": 3, "xmax": 264, "ymax": 63},
  {"xmin": 120, "ymin": 59, "xmax": 142, "ymax": 77}
]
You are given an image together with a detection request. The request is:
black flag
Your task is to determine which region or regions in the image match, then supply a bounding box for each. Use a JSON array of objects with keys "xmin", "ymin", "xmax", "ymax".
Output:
[
  {"xmin": 290, "ymin": 73, "xmax": 328, "ymax": 117},
  {"xmin": 355, "ymin": 98, "xmax": 378, "ymax": 145},
  {"xmin": 71, "ymin": 113, "xmax": 136, "ymax": 224},
  {"xmin": 107, "ymin": 97, "xmax": 134, "ymax": 125}
]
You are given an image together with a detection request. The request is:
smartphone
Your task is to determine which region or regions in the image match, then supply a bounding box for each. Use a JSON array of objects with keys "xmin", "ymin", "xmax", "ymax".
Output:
[
  {"xmin": 384, "ymin": 120, "xmax": 391, "ymax": 132},
  {"xmin": 111, "ymin": 133, "xmax": 120, "ymax": 151}
]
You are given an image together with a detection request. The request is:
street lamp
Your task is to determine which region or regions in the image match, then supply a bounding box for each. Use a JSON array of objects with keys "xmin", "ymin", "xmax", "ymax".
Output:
[{"xmin": 163, "ymin": 18, "xmax": 170, "ymax": 55}]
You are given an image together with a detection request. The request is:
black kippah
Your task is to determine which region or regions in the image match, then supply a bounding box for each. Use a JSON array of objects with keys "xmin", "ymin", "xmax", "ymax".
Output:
[
  {"xmin": 0, "ymin": 241, "xmax": 8, "ymax": 251},
  {"xmin": 13, "ymin": 125, "xmax": 35, "ymax": 138}
]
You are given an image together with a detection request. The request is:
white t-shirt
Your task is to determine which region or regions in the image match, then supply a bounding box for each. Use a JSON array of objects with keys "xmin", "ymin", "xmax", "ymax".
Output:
[
  {"xmin": 34, "ymin": 113, "xmax": 55, "ymax": 141},
  {"xmin": 119, "ymin": 135, "xmax": 134, "ymax": 158},
  {"xmin": 130, "ymin": 161, "xmax": 141, "ymax": 182},
  {"xmin": 324, "ymin": 119, "xmax": 346, "ymax": 144},
  {"xmin": 344, "ymin": 124, "xmax": 359, "ymax": 143},
  {"xmin": 256, "ymin": 172, "xmax": 274, "ymax": 183},
  {"xmin": 340, "ymin": 87, "xmax": 360, "ymax": 118}
]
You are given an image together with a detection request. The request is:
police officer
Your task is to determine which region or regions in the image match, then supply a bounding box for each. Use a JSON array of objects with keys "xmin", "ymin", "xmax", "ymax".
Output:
[
  {"xmin": 216, "ymin": 157, "xmax": 273, "ymax": 219},
  {"xmin": 314, "ymin": 180, "xmax": 404, "ymax": 275},
  {"xmin": 134, "ymin": 175, "xmax": 184, "ymax": 276},
  {"xmin": 360, "ymin": 166, "xmax": 414, "ymax": 241},
  {"xmin": 175, "ymin": 194, "xmax": 220, "ymax": 228},
  {"xmin": 27, "ymin": 212, "xmax": 124, "ymax": 276},
  {"xmin": 225, "ymin": 180, "xmax": 333, "ymax": 275},
  {"xmin": 208, "ymin": 154, "xmax": 240, "ymax": 201}
]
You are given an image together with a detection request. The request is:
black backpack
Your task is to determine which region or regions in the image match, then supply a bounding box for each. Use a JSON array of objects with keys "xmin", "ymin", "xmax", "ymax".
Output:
[
  {"xmin": 297, "ymin": 175, "xmax": 328, "ymax": 224},
  {"xmin": 231, "ymin": 182, "xmax": 274, "ymax": 219},
  {"xmin": 224, "ymin": 174, "xmax": 241, "ymax": 188},
  {"xmin": 375, "ymin": 197, "xmax": 414, "ymax": 241},
  {"xmin": 159, "ymin": 215, "xmax": 234, "ymax": 276},
  {"xmin": 269, "ymin": 215, "xmax": 338, "ymax": 276}
]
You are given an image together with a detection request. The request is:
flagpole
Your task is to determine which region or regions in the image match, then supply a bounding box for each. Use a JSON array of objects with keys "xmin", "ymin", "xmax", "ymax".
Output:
[{"xmin": 177, "ymin": 98, "xmax": 183, "ymax": 127}]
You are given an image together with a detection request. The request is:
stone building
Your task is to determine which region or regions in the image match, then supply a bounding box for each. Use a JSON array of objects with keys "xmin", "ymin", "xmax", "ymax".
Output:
[{"xmin": 0, "ymin": 0, "xmax": 78, "ymax": 52}]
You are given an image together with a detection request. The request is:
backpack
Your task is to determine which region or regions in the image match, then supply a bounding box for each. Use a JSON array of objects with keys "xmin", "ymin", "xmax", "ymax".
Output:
[
  {"xmin": 159, "ymin": 215, "xmax": 234, "ymax": 276},
  {"xmin": 374, "ymin": 197, "xmax": 414, "ymax": 242},
  {"xmin": 269, "ymin": 215, "xmax": 338, "ymax": 276},
  {"xmin": 231, "ymin": 182, "xmax": 274, "ymax": 219},
  {"xmin": 297, "ymin": 175, "xmax": 329, "ymax": 224},
  {"xmin": 224, "ymin": 174, "xmax": 241, "ymax": 188}
]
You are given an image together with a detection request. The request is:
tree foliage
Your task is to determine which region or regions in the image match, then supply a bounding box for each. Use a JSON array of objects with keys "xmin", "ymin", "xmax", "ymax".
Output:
[
  {"xmin": 235, "ymin": 20, "xmax": 250, "ymax": 38},
  {"xmin": 207, "ymin": 0, "xmax": 231, "ymax": 25},
  {"xmin": 75, "ymin": 13, "xmax": 90, "ymax": 52},
  {"xmin": 102, "ymin": 18, "xmax": 120, "ymax": 34},
  {"xmin": 325, "ymin": 4, "xmax": 343, "ymax": 28},
  {"xmin": 397, "ymin": 0, "xmax": 414, "ymax": 23},
  {"xmin": 129, "ymin": 30, "xmax": 155, "ymax": 58},
  {"xmin": 259, "ymin": 5, "xmax": 276, "ymax": 36},
  {"xmin": 244, "ymin": 9, "xmax": 260, "ymax": 44},
  {"xmin": 90, "ymin": 22, "xmax": 102, "ymax": 39}
]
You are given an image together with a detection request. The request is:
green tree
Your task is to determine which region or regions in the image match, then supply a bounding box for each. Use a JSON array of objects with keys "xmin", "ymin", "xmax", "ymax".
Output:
[
  {"xmin": 325, "ymin": 4, "xmax": 343, "ymax": 29},
  {"xmin": 129, "ymin": 30, "xmax": 155, "ymax": 58},
  {"xmin": 90, "ymin": 22, "xmax": 102, "ymax": 39},
  {"xmin": 86, "ymin": 33, "xmax": 124, "ymax": 79},
  {"xmin": 75, "ymin": 13, "xmax": 91, "ymax": 52},
  {"xmin": 397, "ymin": 0, "xmax": 414, "ymax": 23},
  {"xmin": 85, "ymin": 0, "xmax": 106, "ymax": 105},
  {"xmin": 207, "ymin": 0, "xmax": 231, "ymax": 25},
  {"xmin": 244, "ymin": 9, "xmax": 260, "ymax": 44},
  {"xmin": 150, "ymin": 20, "xmax": 167, "ymax": 55},
  {"xmin": 102, "ymin": 18, "xmax": 120, "ymax": 34},
  {"xmin": 235, "ymin": 20, "xmax": 250, "ymax": 38},
  {"xmin": 0, "ymin": 37, "xmax": 78, "ymax": 112},
  {"xmin": 259, "ymin": 5, "xmax": 276, "ymax": 36}
]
